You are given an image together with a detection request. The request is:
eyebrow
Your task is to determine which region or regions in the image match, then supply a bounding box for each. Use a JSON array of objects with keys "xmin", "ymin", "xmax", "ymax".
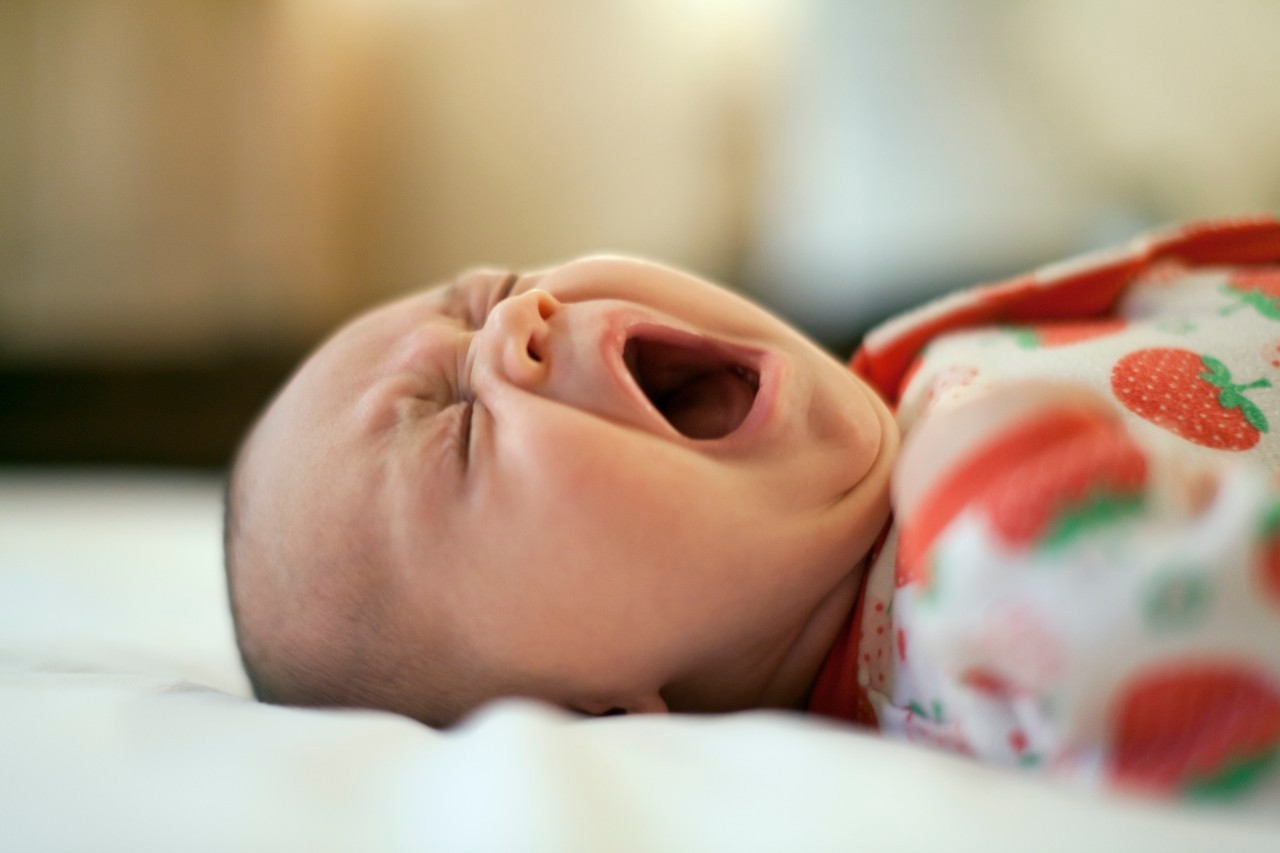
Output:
[
  {"xmin": 496, "ymin": 271, "xmax": 520, "ymax": 302},
  {"xmin": 442, "ymin": 271, "xmax": 520, "ymax": 312}
]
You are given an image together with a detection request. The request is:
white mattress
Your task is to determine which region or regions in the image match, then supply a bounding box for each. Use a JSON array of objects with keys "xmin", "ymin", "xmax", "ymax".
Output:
[{"xmin": 2, "ymin": 471, "xmax": 1277, "ymax": 852}]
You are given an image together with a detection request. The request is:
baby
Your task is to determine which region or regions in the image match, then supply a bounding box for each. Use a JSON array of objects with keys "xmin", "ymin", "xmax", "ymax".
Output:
[{"xmin": 225, "ymin": 216, "xmax": 1280, "ymax": 804}]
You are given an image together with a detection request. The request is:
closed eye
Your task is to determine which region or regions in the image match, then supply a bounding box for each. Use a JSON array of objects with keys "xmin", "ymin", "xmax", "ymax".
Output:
[
  {"xmin": 443, "ymin": 270, "xmax": 519, "ymax": 328},
  {"xmin": 488, "ymin": 272, "xmax": 520, "ymax": 317},
  {"xmin": 458, "ymin": 273, "xmax": 516, "ymax": 465},
  {"xmin": 451, "ymin": 272, "xmax": 516, "ymax": 467},
  {"xmin": 457, "ymin": 399, "xmax": 475, "ymax": 468}
]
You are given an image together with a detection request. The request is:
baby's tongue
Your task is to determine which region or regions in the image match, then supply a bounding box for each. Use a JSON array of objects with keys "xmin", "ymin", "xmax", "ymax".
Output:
[{"xmin": 661, "ymin": 371, "xmax": 755, "ymax": 440}]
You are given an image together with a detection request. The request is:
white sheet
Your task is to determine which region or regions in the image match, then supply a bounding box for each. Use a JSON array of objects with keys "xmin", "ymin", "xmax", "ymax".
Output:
[{"xmin": 3, "ymin": 471, "xmax": 1278, "ymax": 852}]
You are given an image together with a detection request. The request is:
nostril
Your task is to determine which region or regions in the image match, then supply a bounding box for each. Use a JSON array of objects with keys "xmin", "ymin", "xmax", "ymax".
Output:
[
  {"xmin": 533, "ymin": 290, "xmax": 559, "ymax": 321},
  {"xmin": 526, "ymin": 333, "xmax": 544, "ymax": 363}
]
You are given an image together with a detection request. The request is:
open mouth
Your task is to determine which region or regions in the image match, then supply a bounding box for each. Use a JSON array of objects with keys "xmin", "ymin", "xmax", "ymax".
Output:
[{"xmin": 622, "ymin": 333, "xmax": 760, "ymax": 440}]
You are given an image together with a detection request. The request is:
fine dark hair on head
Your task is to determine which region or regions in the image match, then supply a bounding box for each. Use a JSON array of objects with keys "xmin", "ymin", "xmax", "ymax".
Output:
[
  {"xmin": 221, "ymin": 420, "xmax": 489, "ymax": 727},
  {"xmin": 222, "ymin": 435, "xmax": 274, "ymax": 703}
]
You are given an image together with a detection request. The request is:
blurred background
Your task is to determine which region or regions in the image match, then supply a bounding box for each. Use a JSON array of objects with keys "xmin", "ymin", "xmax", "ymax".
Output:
[{"xmin": 4, "ymin": 0, "xmax": 1279, "ymax": 468}]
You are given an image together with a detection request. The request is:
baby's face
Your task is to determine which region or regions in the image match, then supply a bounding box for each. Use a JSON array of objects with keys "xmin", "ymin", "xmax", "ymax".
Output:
[{"xmin": 247, "ymin": 256, "xmax": 897, "ymax": 717}]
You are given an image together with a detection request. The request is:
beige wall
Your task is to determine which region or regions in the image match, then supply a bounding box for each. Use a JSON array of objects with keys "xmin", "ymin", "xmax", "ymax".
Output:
[
  {"xmin": 1, "ymin": 0, "xmax": 787, "ymax": 362},
  {"xmin": 1001, "ymin": 0, "xmax": 1280, "ymax": 217},
  {"xmin": 4, "ymin": 1, "xmax": 1279, "ymax": 362},
  {"xmin": 2, "ymin": 2, "xmax": 338, "ymax": 360}
]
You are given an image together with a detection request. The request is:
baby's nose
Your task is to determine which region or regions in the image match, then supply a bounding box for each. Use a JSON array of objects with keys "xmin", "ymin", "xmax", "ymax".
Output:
[{"xmin": 482, "ymin": 288, "xmax": 562, "ymax": 389}]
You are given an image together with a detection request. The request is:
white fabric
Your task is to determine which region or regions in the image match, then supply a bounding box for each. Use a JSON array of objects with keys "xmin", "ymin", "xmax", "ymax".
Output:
[{"xmin": 2, "ymin": 471, "xmax": 1278, "ymax": 852}]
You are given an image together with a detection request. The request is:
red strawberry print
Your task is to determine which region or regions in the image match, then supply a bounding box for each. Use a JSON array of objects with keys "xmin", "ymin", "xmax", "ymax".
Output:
[
  {"xmin": 1107, "ymin": 660, "xmax": 1280, "ymax": 798},
  {"xmin": 979, "ymin": 418, "xmax": 1148, "ymax": 550},
  {"xmin": 1009, "ymin": 318, "xmax": 1127, "ymax": 349},
  {"xmin": 959, "ymin": 667, "xmax": 1019, "ymax": 700},
  {"xmin": 1261, "ymin": 340, "xmax": 1280, "ymax": 370},
  {"xmin": 859, "ymin": 596, "xmax": 894, "ymax": 691},
  {"xmin": 1256, "ymin": 503, "xmax": 1280, "ymax": 606},
  {"xmin": 923, "ymin": 365, "xmax": 979, "ymax": 408},
  {"xmin": 896, "ymin": 408, "xmax": 1148, "ymax": 589},
  {"xmin": 1221, "ymin": 267, "xmax": 1280, "ymax": 321},
  {"xmin": 978, "ymin": 602, "xmax": 1065, "ymax": 688},
  {"xmin": 901, "ymin": 714, "xmax": 974, "ymax": 757},
  {"xmin": 1111, "ymin": 348, "xmax": 1270, "ymax": 451}
]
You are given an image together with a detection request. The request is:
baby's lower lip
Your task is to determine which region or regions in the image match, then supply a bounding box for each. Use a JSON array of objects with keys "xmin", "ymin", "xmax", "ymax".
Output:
[{"xmin": 729, "ymin": 350, "xmax": 780, "ymax": 445}]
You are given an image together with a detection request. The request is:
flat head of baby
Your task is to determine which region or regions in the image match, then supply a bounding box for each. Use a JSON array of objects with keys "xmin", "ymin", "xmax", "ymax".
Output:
[{"xmin": 224, "ymin": 256, "xmax": 898, "ymax": 725}]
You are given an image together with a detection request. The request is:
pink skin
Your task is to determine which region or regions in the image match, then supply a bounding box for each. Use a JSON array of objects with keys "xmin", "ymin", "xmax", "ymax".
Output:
[{"xmin": 245, "ymin": 256, "xmax": 898, "ymax": 717}]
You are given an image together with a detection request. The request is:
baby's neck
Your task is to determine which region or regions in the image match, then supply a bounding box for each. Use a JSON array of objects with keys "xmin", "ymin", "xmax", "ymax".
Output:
[{"xmin": 764, "ymin": 556, "xmax": 869, "ymax": 710}]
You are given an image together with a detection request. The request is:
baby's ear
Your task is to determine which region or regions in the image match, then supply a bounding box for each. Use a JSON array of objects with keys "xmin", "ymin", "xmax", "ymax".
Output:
[
  {"xmin": 624, "ymin": 693, "xmax": 668, "ymax": 715},
  {"xmin": 574, "ymin": 692, "xmax": 668, "ymax": 717}
]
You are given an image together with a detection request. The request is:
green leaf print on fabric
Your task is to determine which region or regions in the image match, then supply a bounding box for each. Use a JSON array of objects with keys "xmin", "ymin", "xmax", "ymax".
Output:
[
  {"xmin": 906, "ymin": 699, "xmax": 946, "ymax": 723},
  {"xmin": 1141, "ymin": 568, "xmax": 1213, "ymax": 632},
  {"xmin": 1008, "ymin": 327, "xmax": 1041, "ymax": 349},
  {"xmin": 1220, "ymin": 281, "xmax": 1280, "ymax": 322},
  {"xmin": 1184, "ymin": 748, "xmax": 1279, "ymax": 801},
  {"xmin": 1258, "ymin": 500, "xmax": 1280, "ymax": 540},
  {"xmin": 1041, "ymin": 493, "xmax": 1146, "ymax": 551},
  {"xmin": 1200, "ymin": 355, "xmax": 1271, "ymax": 434}
]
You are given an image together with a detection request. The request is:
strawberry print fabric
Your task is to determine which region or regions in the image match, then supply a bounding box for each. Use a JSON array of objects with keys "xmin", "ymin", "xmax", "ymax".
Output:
[{"xmin": 819, "ymin": 216, "xmax": 1280, "ymax": 809}]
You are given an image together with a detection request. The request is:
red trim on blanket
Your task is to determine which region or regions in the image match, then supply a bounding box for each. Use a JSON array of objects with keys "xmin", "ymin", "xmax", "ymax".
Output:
[
  {"xmin": 852, "ymin": 215, "xmax": 1280, "ymax": 404},
  {"xmin": 807, "ymin": 522, "xmax": 892, "ymax": 728}
]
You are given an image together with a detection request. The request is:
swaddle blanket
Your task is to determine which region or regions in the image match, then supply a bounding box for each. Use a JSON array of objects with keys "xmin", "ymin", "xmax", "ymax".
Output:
[{"xmin": 810, "ymin": 216, "xmax": 1280, "ymax": 807}]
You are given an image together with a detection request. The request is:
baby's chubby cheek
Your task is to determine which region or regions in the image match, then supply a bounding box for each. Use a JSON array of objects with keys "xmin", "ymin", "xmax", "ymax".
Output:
[
  {"xmin": 853, "ymin": 380, "xmax": 891, "ymax": 457},
  {"xmin": 843, "ymin": 374, "xmax": 898, "ymax": 486},
  {"xmin": 802, "ymin": 363, "xmax": 875, "ymax": 445},
  {"xmin": 767, "ymin": 364, "xmax": 888, "ymax": 509}
]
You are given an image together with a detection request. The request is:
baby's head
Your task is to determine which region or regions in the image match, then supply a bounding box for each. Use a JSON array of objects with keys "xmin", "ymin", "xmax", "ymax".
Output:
[{"xmin": 224, "ymin": 256, "xmax": 897, "ymax": 725}]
